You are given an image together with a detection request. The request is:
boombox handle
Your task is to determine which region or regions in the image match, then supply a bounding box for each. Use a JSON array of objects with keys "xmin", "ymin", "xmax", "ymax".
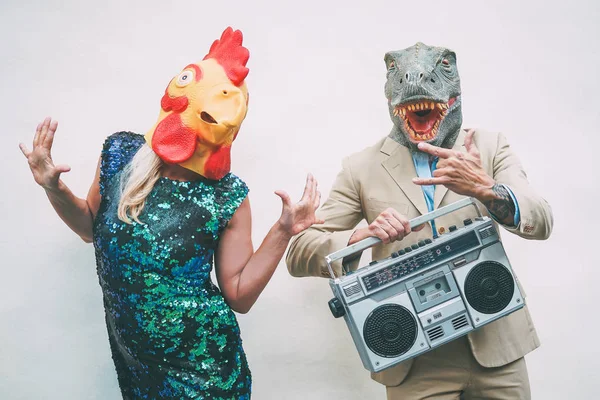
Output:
[{"xmin": 324, "ymin": 197, "xmax": 482, "ymax": 279}]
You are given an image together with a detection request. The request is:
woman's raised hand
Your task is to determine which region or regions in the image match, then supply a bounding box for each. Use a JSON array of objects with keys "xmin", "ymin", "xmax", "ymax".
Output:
[
  {"xmin": 274, "ymin": 173, "xmax": 325, "ymax": 238},
  {"xmin": 19, "ymin": 117, "xmax": 71, "ymax": 191}
]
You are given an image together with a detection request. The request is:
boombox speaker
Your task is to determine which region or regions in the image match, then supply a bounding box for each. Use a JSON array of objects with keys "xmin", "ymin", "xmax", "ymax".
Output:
[{"xmin": 325, "ymin": 198, "xmax": 525, "ymax": 372}]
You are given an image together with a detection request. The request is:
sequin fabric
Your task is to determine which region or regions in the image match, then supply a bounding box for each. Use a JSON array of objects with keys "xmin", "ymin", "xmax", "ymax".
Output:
[{"xmin": 93, "ymin": 132, "xmax": 251, "ymax": 399}]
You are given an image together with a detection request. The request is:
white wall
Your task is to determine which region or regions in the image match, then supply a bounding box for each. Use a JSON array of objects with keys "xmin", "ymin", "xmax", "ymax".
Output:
[{"xmin": 1, "ymin": 0, "xmax": 598, "ymax": 398}]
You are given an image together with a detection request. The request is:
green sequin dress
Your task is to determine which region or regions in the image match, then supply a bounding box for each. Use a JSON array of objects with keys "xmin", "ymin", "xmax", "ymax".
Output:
[{"xmin": 93, "ymin": 132, "xmax": 251, "ymax": 399}]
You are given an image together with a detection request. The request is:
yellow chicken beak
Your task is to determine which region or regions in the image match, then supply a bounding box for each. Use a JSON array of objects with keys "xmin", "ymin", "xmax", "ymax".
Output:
[{"xmin": 196, "ymin": 81, "xmax": 248, "ymax": 145}]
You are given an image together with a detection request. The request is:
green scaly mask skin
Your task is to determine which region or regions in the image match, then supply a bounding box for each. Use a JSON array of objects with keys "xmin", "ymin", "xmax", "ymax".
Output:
[{"xmin": 384, "ymin": 42, "xmax": 462, "ymax": 151}]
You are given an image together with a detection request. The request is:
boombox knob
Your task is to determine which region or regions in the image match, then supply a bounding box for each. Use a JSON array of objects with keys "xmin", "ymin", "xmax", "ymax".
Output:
[{"xmin": 328, "ymin": 298, "xmax": 346, "ymax": 318}]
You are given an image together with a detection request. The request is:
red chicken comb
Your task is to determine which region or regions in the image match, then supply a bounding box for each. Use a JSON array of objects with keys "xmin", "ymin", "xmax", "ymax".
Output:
[{"xmin": 203, "ymin": 27, "xmax": 250, "ymax": 86}]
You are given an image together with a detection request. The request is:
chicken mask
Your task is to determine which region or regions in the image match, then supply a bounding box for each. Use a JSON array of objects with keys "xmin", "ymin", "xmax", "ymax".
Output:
[{"xmin": 145, "ymin": 27, "xmax": 250, "ymax": 180}]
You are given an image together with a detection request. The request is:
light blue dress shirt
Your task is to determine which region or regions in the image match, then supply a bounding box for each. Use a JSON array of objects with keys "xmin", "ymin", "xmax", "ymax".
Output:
[{"xmin": 411, "ymin": 152, "xmax": 520, "ymax": 237}]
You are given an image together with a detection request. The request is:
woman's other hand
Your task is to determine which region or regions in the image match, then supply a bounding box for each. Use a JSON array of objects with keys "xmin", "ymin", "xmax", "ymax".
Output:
[
  {"xmin": 274, "ymin": 173, "xmax": 325, "ymax": 238},
  {"xmin": 19, "ymin": 117, "xmax": 71, "ymax": 191}
]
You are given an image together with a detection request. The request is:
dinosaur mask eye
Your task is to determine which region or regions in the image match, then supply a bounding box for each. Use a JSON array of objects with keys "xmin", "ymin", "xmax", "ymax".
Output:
[
  {"xmin": 442, "ymin": 59, "xmax": 450, "ymax": 66},
  {"xmin": 176, "ymin": 71, "xmax": 194, "ymax": 87},
  {"xmin": 388, "ymin": 60, "xmax": 395, "ymax": 70}
]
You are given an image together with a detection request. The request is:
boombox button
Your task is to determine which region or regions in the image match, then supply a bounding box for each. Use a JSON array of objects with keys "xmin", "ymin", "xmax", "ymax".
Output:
[
  {"xmin": 405, "ymin": 247, "xmax": 412, "ymax": 253},
  {"xmin": 425, "ymin": 238, "xmax": 433, "ymax": 244},
  {"xmin": 391, "ymin": 252, "xmax": 399, "ymax": 258},
  {"xmin": 369, "ymin": 260, "xmax": 378, "ymax": 266},
  {"xmin": 398, "ymin": 249, "xmax": 406, "ymax": 255},
  {"xmin": 411, "ymin": 244, "xmax": 419, "ymax": 250},
  {"xmin": 418, "ymin": 240, "xmax": 426, "ymax": 247},
  {"xmin": 464, "ymin": 218, "xmax": 473, "ymax": 226},
  {"xmin": 449, "ymin": 225, "xmax": 457, "ymax": 232},
  {"xmin": 453, "ymin": 258, "xmax": 467, "ymax": 267}
]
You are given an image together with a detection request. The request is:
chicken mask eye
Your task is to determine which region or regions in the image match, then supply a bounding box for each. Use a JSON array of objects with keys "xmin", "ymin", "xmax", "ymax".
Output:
[{"xmin": 176, "ymin": 71, "xmax": 194, "ymax": 87}]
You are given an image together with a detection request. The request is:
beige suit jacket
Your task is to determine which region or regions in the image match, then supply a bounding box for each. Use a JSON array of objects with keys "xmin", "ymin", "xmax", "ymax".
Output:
[{"xmin": 286, "ymin": 129, "xmax": 553, "ymax": 387}]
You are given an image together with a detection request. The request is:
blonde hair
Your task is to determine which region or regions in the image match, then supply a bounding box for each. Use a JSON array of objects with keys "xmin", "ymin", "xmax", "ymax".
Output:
[{"xmin": 118, "ymin": 144, "xmax": 163, "ymax": 224}]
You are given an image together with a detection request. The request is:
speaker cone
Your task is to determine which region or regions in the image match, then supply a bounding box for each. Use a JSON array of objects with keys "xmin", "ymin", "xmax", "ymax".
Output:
[
  {"xmin": 363, "ymin": 304, "xmax": 417, "ymax": 358},
  {"xmin": 464, "ymin": 261, "xmax": 514, "ymax": 314}
]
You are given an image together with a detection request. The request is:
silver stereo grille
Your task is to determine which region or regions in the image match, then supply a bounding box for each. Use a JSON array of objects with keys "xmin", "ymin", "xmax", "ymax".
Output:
[
  {"xmin": 452, "ymin": 315, "xmax": 469, "ymax": 330},
  {"xmin": 427, "ymin": 326, "xmax": 444, "ymax": 341},
  {"xmin": 343, "ymin": 283, "xmax": 362, "ymax": 297},
  {"xmin": 479, "ymin": 226, "xmax": 496, "ymax": 240}
]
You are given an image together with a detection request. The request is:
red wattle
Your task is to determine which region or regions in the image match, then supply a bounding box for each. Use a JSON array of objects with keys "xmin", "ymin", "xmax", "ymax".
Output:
[
  {"xmin": 204, "ymin": 145, "xmax": 231, "ymax": 180},
  {"xmin": 151, "ymin": 114, "xmax": 197, "ymax": 164}
]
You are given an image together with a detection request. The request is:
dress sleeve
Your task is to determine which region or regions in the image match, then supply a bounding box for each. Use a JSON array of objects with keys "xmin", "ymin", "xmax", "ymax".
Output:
[
  {"xmin": 217, "ymin": 173, "xmax": 249, "ymax": 230},
  {"xmin": 99, "ymin": 132, "xmax": 145, "ymax": 197}
]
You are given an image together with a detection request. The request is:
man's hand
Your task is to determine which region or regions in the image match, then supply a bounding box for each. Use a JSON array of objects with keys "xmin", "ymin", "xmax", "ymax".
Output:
[
  {"xmin": 412, "ymin": 129, "xmax": 495, "ymax": 198},
  {"xmin": 349, "ymin": 208, "xmax": 424, "ymax": 245},
  {"xmin": 413, "ymin": 129, "xmax": 517, "ymax": 226}
]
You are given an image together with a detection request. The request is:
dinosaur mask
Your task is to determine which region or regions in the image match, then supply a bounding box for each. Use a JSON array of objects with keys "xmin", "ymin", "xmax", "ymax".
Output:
[
  {"xmin": 145, "ymin": 27, "xmax": 250, "ymax": 180},
  {"xmin": 384, "ymin": 42, "xmax": 462, "ymax": 151}
]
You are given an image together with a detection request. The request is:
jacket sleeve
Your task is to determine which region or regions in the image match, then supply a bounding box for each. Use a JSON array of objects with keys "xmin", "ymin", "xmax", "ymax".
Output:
[
  {"xmin": 286, "ymin": 157, "xmax": 365, "ymax": 278},
  {"xmin": 491, "ymin": 132, "xmax": 553, "ymax": 240}
]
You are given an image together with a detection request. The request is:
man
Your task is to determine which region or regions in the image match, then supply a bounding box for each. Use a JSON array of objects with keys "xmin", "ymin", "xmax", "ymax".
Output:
[{"xmin": 286, "ymin": 42, "xmax": 553, "ymax": 399}]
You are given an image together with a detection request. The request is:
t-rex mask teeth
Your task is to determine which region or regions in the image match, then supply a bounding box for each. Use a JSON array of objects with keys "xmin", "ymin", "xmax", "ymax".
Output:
[{"xmin": 393, "ymin": 97, "xmax": 458, "ymax": 142}]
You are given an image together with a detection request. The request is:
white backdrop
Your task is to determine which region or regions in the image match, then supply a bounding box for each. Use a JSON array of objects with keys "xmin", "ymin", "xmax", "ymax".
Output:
[{"xmin": 1, "ymin": 0, "xmax": 598, "ymax": 399}]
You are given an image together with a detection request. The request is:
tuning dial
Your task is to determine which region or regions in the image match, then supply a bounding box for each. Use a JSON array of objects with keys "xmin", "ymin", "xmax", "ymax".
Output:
[
  {"xmin": 424, "ymin": 238, "xmax": 433, "ymax": 244},
  {"xmin": 328, "ymin": 298, "xmax": 345, "ymax": 318},
  {"xmin": 418, "ymin": 240, "xmax": 426, "ymax": 247},
  {"xmin": 449, "ymin": 225, "xmax": 457, "ymax": 232},
  {"xmin": 463, "ymin": 218, "xmax": 473, "ymax": 226}
]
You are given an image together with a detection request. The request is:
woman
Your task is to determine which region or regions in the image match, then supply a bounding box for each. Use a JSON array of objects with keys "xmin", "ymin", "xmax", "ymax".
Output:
[{"xmin": 19, "ymin": 28, "xmax": 322, "ymax": 399}]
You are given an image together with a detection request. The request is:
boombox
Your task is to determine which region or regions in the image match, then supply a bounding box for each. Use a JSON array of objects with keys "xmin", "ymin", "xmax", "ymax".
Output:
[{"xmin": 326, "ymin": 198, "xmax": 524, "ymax": 372}]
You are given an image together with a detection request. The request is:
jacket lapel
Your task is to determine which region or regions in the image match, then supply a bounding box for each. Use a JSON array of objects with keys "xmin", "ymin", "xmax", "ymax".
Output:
[
  {"xmin": 381, "ymin": 137, "xmax": 429, "ymax": 216},
  {"xmin": 380, "ymin": 129, "xmax": 468, "ymax": 215},
  {"xmin": 433, "ymin": 129, "xmax": 467, "ymax": 209}
]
